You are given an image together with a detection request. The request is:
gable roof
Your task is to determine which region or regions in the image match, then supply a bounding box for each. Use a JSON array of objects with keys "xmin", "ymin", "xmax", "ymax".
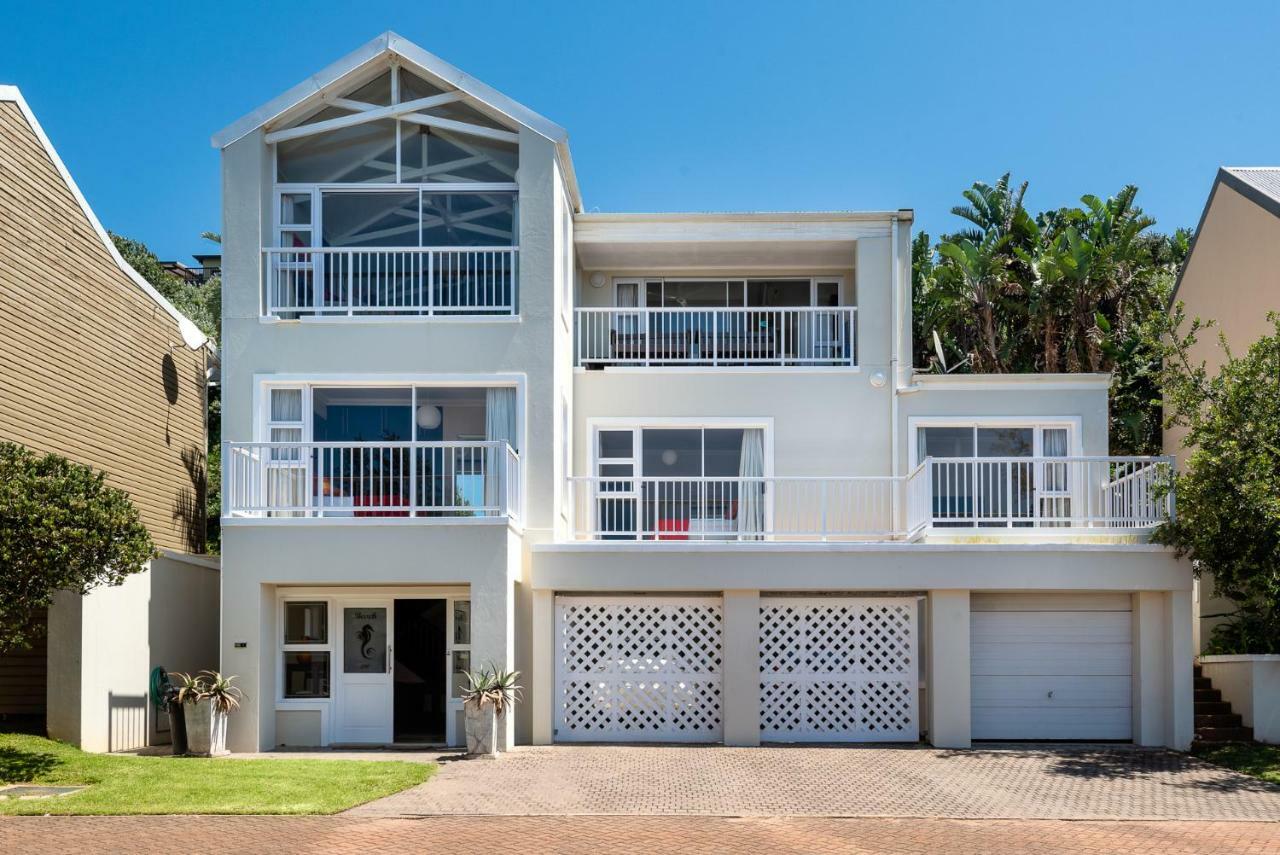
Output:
[
  {"xmin": 211, "ymin": 31, "xmax": 581, "ymax": 210},
  {"xmin": 0, "ymin": 85, "xmax": 209, "ymax": 350}
]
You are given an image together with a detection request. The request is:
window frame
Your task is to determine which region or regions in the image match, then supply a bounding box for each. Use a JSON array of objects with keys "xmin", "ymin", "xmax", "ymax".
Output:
[
  {"xmin": 279, "ymin": 597, "xmax": 334, "ymax": 701},
  {"xmin": 907, "ymin": 416, "xmax": 1084, "ymax": 469}
]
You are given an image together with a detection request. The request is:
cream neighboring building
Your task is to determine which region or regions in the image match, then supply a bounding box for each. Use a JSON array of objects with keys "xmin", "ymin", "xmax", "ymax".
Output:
[
  {"xmin": 216, "ymin": 33, "xmax": 1192, "ymax": 754},
  {"xmin": 0, "ymin": 86, "xmax": 220, "ymax": 752},
  {"xmin": 1167, "ymin": 166, "xmax": 1280, "ymax": 650}
]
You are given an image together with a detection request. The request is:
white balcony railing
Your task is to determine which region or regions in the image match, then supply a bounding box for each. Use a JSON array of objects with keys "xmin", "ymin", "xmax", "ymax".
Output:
[
  {"xmin": 575, "ymin": 306, "xmax": 857, "ymax": 367},
  {"xmin": 566, "ymin": 456, "xmax": 1173, "ymax": 541},
  {"xmin": 224, "ymin": 441, "xmax": 520, "ymax": 520},
  {"xmin": 919, "ymin": 456, "xmax": 1175, "ymax": 530},
  {"xmin": 262, "ymin": 247, "xmax": 517, "ymax": 317}
]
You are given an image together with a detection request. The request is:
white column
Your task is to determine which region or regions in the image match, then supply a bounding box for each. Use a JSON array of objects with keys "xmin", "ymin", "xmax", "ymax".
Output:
[
  {"xmin": 722, "ymin": 589, "xmax": 760, "ymax": 746},
  {"xmin": 531, "ymin": 589, "xmax": 555, "ymax": 745},
  {"xmin": 927, "ymin": 590, "xmax": 971, "ymax": 748},
  {"xmin": 471, "ymin": 565, "xmax": 516, "ymax": 750},
  {"xmin": 1165, "ymin": 589, "xmax": 1195, "ymax": 750},
  {"xmin": 1132, "ymin": 591, "xmax": 1167, "ymax": 746}
]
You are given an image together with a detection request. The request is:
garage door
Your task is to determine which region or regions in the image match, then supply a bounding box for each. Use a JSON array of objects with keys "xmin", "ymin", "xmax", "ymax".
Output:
[
  {"xmin": 971, "ymin": 593, "xmax": 1132, "ymax": 741},
  {"xmin": 554, "ymin": 596, "xmax": 722, "ymax": 742},
  {"xmin": 760, "ymin": 597, "xmax": 919, "ymax": 742}
]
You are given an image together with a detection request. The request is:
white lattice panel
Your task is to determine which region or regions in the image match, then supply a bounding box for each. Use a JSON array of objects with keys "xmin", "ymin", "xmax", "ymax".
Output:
[
  {"xmin": 555, "ymin": 596, "xmax": 723, "ymax": 742},
  {"xmin": 760, "ymin": 597, "xmax": 918, "ymax": 742}
]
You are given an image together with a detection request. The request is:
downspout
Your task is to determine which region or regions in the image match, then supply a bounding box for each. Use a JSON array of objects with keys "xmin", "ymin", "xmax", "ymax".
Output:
[{"xmin": 889, "ymin": 214, "xmax": 901, "ymax": 532}]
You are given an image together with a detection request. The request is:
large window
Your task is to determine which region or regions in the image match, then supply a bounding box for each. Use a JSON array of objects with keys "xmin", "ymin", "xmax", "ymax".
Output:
[
  {"xmin": 282, "ymin": 601, "xmax": 331, "ymax": 699},
  {"xmin": 617, "ymin": 278, "xmax": 842, "ymax": 309}
]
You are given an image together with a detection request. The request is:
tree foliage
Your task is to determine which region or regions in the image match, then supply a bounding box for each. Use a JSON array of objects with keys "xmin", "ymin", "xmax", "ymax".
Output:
[
  {"xmin": 0, "ymin": 443, "xmax": 157, "ymax": 652},
  {"xmin": 913, "ymin": 174, "xmax": 1190, "ymax": 453},
  {"xmin": 1154, "ymin": 311, "xmax": 1280, "ymax": 653}
]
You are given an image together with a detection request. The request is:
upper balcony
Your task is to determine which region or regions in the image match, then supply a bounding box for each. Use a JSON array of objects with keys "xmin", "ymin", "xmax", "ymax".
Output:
[{"xmin": 567, "ymin": 455, "xmax": 1173, "ymax": 543}]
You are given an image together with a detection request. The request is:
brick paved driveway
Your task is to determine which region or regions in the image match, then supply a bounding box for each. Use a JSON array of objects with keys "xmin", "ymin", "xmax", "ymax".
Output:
[
  {"xmin": 2, "ymin": 816, "xmax": 1279, "ymax": 854},
  {"xmin": 345, "ymin": 744, "xmax": 1280, "ymax": 820}
]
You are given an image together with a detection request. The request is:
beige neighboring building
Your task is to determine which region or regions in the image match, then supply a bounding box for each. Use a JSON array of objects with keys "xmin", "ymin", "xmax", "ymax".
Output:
[
  {"xmin": 1166, "ymin": 167, "xmax": 1280, "ymax": 650},
  {"xmin": 0, "ymin": 85, "xmax": 220, "ymax": 751}
]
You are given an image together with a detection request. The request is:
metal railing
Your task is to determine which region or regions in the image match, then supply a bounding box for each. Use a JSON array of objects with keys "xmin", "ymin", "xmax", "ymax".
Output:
[
  {"xmin": 916, "ymin": 456, "xmax": 1175, "ymax": 529},
  {"xmin": 566, "ymin": 456, "xmax": 1174, "ymax": 541},
  {"xmin": 575, "ymin": 306, "xmax": 857, "ymax": 367},
  {"xmin": 262, "ymin": 246, "xmax": 517, "ymax": 317},
  {"xmin": 224, "ymin": 441, "xmax": 520, "ymax": 520},
  {"xmin": 568, "ymin": 475, "xmax": 900, "ymax": 541}
]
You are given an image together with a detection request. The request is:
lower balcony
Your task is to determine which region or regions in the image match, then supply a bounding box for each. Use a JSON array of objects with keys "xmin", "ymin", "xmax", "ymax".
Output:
[
  {"xmin": 224, "ymin": 441, "xmax": 520, "ymax": 521},
  {"xmin": 567, "ymin": 456, "xmax": 1173, "ymax": 542}
]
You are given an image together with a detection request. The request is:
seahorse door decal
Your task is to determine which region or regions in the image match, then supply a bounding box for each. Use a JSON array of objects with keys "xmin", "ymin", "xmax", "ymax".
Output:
[{"xmin": 357, "ymin": 624, "xmax": 376, "ymax": 659}]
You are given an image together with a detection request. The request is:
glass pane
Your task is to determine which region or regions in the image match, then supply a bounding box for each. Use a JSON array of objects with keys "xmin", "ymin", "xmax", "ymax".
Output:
[
  {"xmin": 348, "ymin": 71, "xmax": 392, "ymax": 107},
  {"xmin": 278, "ymin": 229, "xmax": 311, "ymax": 249},
  {"xmin": 269, "ymin": 427, "xmax": 302, "ymax": 445},
  {"xmin": 420, "ymin": 192, "xmax": 516, "ymax": 246},
  {"xmin": 283, "ymin": 652, "xmax": 330, "ymax": 698},
  {"xmin": 398, "ymin": 69, "xmax": 446, "ymax": 102},
  {"xmin": 280, "ymin": 194, "xmax": 312, "ymax": 226},
  {"xmin": 703, "ymin": 428, "xmax": 745, "ymax": 477},
  {"xmin": 816, "ymin": 281, "xmax": 840, "ymax": 307},
  {"xmin": 615, "ymin": 281, "xmax": 640, "ymax": 308},
  {"xmin": 645, "ymin": 281, "xmax": 663, "ymax": 306},
  {"xmin": 311, "ymin": 387, "xmax": 411, "ymax": 442},
  {"xmin": 401, "ymin": 125, "xmax": 517, "ymax": 184},
  {"xmin": 977, "ymin": 427, "xmax": 1034, "ymax": 457},
  {"xmin": 1042, "ymin": 428, "xmax": 1069, "ymax": 457},
  {"xmin": 747, "ymin": 279, "xmax": 810, "ymax": 307},
  {"xmin": 918, "ymin": 426, "xmax": 973, "ymax": 460},
  {"xmin": 642, "ymin": 429, "xmax": 702, "ymax": 477},
  {"xmin": 322, "ymin": 192, "xmax": 419, "ymax": 249},
  {"xmin": 598, "ymin": 430, "xmax": 633, "ymax": 459},
  {"xmin": 453, "ymin": 600, "xmax": 471, "ymax": 645},
  {"xmin": 276, "ymin": 114, "xmax": 397, "ymax": 184},
  {"xmin": 270, "ymin": 388, "xmax": 303, "ymax": 423},
  {"xmin": 284, "ymin": 602, "xmax": 327, "ymax": 644},
  {"xmin": 451, "ymin": 650, "xmax": 471, "ymax": 698},
  {"xmin": 343, "ymin": 607, "xmax": 387, "ymax": 673}
]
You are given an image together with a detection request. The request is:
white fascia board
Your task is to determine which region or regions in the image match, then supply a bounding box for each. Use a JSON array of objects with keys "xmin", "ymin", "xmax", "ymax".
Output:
[
  {"xmin": 909, "ymin": 372, "xmax": 1112, "ymax": 392},
  {"xmin": 576, "ymin": 211, "xmax": 908, "ymax": 224},
  {"xmin": 1, "ymin": 85, "xmax": 209, "ymax": 350}
]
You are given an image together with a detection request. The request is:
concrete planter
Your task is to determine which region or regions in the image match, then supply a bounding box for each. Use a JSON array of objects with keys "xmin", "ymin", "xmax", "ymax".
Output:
[
  {"xmin": 183, "ymin": 703, "xmax": 230, "ymax": 756},
  {"xmin": 464, "ymin": 702, "xmax": 498, "ymax": 757},
  {"xmin": 1200, "ymin": 655, "xmax": 1280, "ymax": 744}
]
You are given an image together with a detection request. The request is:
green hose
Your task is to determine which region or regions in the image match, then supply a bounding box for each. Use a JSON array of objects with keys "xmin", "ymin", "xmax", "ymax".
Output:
[{"xmin": 150, "ymin": 666, "xmax": 170, "ymax": 710}]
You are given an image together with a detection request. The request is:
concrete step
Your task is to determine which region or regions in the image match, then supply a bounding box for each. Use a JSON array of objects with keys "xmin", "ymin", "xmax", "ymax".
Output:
[
  {"xmin": 1194, "ymin": 676, "xmax": 1213, "ymax": 691},
  {"xmin": 1195, "ymin": 725, "xmax": 1254, "ymax": 743},
  {"xmin": 1195, "ymin": 688, "xmax": 1223, "ymax": 703},
  {"xmin": 1194, "ymin": 664, "xmax": 1203, "ymax": 679},
  {"xmin": 1195, "ymin": 700, "xmax": 1233, "ymax": 715},
  {"xmin": 1196, "ymin": 713, "xmax": 1243, "ymax": 728}
]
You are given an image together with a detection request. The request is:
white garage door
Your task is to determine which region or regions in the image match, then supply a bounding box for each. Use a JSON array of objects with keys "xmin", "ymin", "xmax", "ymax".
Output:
[
  {"xmin": 554, "ymin": 596, "xmax": 722, "ymax": 742},
  {"xmin": 760, "ymin": 597, "xmax": 919, "ymax": 742},
  {"xmin": 971, "ymin": 593, "xmax": 1132, "ymax": 741}
]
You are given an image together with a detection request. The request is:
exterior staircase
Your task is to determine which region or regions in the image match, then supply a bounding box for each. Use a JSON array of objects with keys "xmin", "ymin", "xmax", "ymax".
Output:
[{"xmin": 1194, "ymin": 664, "xmax": 1254, "ymax": 743}]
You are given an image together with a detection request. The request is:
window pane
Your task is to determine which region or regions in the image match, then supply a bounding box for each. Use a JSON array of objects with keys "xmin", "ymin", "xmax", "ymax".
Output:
[
  {"xmin": 451, "ymin": 650, "xmax": 471, "ymax": 698},
  {"xmin": 280, "ymin": 194, "xmax": 312, "ymax": 226},
  {"xmin": 598, "ymin": 430, "xmax": 633, "ymax": 459},
  {"xmin": 642, "ymin": 429, "xmax": 702, "ymax": 477},
  {"xmin": 816, "ymin": 281, "xmax": 840, "ymax": 307},
  {"xmin": 322, "ymin": 192, "xmax": 419, "ymax": 249},
  {"xmin": 284, "ymin": 602, "xmax": 327, "ymax": 644},
  {"xmin": 977, "ymin": 427, "xmax": 1034, "ymax": 457},
  {"xmin": 1042, "ymin": 428, "xmax": 1069, "ymax": 457},
  {"xmin": 401, "ymin": 126, "xmax": 518, "ymax": 184},
  {"xmin": 703, "ymin": 429, "xmax": 745, "ymax": 477},
  {"xmin": 420, "ymin": 193, "xmax": 515, "ymax": 247},
  {"xmin": 311, "ymin": 387, "xmax": 411, "ymax": 443},
  {"xmin": 283, "ymin": 652, "xmax": 330, "ymax": 699},
  {"xmin": 453, "ymin": 600, "xmax": 471, "ymax": 645},
  {"xmin": 919, "ymin": 427, "xmax": 974, "ymax": 460},
  {"xmin": 279, "ymin": 229, "xmax": 311, "ymax": 249},
  {"xmin": 276, "ymin": 114, "xmax": 397, "ymax": 184},
  {"xmin": 271, "ymin": 388, "xmax": 303, "ymax": 423},
  {"xmin": 343, "ymin": 607, "xmax": 387, "ymax": 674}
]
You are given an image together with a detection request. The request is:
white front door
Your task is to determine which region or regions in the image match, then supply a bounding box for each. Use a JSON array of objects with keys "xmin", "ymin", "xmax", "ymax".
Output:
[{"xmin": 335, "ymin": 601, "xmax": 393, "ymax": 744}]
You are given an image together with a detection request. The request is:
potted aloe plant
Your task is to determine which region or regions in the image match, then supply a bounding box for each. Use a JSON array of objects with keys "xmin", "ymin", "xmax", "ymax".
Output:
[
  {"xmin": 176, "ymin": 671, "xmax": 242, "ymax": 757},
  {"xmin": 459, "ymin": 664, "xmax": 521, "ymax": 758}
]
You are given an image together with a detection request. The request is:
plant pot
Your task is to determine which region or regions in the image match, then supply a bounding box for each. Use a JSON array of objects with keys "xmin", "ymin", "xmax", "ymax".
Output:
[
  {"xmin": 183, "ymin": 703, "xmax": 229, "ymax": 756},
  {"xmin": 464, "ymin": 702, "xmax": 497, "ymax": 757},
  {"xmin": 167, "ymin": 699, "xmax": 189, "ymax": 756}
]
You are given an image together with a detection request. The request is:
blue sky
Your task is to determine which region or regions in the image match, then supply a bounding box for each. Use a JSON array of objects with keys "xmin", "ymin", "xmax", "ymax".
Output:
[{"xmin": 2, "ymin": 1, "xmax": 1277, "ymax": 261}]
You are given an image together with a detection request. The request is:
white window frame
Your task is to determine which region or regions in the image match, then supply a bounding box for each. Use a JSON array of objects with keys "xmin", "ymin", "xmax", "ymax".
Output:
[{"xmin": 906, "ymin": 416, "xmax": 1084, "ymax": 468}]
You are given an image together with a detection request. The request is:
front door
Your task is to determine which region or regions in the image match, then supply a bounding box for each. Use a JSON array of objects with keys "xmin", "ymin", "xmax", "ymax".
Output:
[
  {"xmin": 393, "ymin": 599, "xmax": 447, "ymax": 743},
  {"xmin": 335, "ymin": 602, "xmax": 393, "ymax": 743}
]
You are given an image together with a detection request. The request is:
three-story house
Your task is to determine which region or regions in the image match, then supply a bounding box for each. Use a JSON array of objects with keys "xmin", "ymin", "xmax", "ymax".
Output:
[{"xmin": 216, "ymin": 33, "xmax": 1192, "ymax": 753}]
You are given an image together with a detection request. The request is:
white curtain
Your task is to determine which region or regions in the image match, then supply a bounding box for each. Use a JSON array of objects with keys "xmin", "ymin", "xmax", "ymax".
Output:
[
  {"xmin": 485, "ymin": 388, "xmax": 517, "ymax": 511},
  {"xmin": 737, "ymin": 429, "xmax": 765, "ymax": 538}
]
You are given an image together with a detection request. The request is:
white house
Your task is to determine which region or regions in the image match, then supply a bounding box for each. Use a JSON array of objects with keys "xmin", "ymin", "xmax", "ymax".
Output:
[{"xmin": 214, "ymin": 32, "xmax": 1192, "ymax": 753}]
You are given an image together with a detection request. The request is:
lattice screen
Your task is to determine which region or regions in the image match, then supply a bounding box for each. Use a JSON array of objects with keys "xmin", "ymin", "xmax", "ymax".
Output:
[
  {"xmin": 759, "ymin": 597, "xmax": 918, "ymax": 742},
  {"xmin": 555, "ymin": 597, "xmax": 723, "ymax": 742}
]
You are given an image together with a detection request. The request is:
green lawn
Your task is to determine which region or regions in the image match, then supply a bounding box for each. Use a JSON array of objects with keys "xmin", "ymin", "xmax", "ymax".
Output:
[
  {"xmin": 0, "ymin": 733, "xmax": 435, "ymax": 815},
  {"xmin": 1193, "ymin": 742, "xmax": 1280, "ymax": 786}
]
